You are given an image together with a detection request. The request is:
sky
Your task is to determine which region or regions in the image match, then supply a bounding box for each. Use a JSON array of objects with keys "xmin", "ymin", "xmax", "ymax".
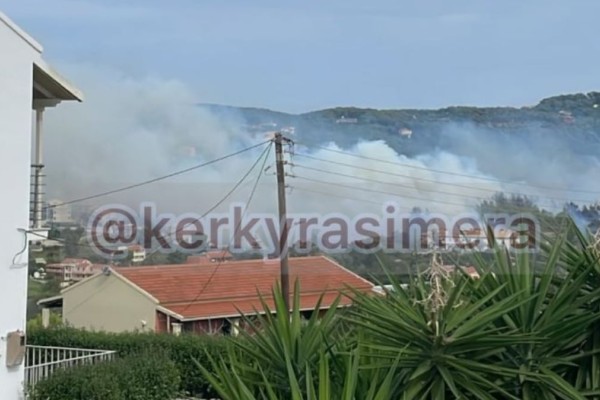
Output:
[{"xmin": 2, "ymin": 0, "xmax": 600, "ymax": 113}]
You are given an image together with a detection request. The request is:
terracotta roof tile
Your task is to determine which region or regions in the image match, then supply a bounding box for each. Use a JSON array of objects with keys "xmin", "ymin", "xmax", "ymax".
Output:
[{"xmin": 115, "ymin": 256, "xmax": 373, "ymax": 320}]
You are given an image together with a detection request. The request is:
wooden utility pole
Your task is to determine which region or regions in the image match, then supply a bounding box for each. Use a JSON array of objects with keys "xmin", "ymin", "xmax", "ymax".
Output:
[{"xmin": 274, "ymin": 132, "xmax": 290, "ymax": 312}]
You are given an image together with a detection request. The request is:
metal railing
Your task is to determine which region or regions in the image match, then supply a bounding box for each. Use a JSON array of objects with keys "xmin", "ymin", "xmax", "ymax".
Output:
[{"xmin": 24, "ymin": 345, "xmax": 116, "ymax": 388}]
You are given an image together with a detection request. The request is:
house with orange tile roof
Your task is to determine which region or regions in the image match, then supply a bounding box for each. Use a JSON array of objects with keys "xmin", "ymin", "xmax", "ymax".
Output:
[
  {"xmin": 185, "ymin": 249, "xmax": 234, "ymax": 265},
  {"xmin": 45, "ymin": 258, "xmax": 105, "ymax": 284},
  {"xmin": 38, "ymin": 256, "xmax": 374, "ymax": 335}
]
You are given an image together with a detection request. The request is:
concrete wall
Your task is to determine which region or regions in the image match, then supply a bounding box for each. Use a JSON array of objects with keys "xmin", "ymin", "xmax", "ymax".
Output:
[
  {"xmin": 63, "ymin": 273, "xmax": 157, "ymax": 333},
  {"xmin": 0, "ymin": 14, "xmax": 40, "ymax": 399}
]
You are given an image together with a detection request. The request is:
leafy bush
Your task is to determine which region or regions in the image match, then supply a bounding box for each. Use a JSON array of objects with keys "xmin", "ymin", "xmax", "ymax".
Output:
[
  {"xmin": 201, "ymin": 282, "xmax": 401, "ymax": 399},
  {"xmin": 29, "ymin": 351, "xmax": 180, "ymax": 400},
  {"xmin": 26, "ymin": 311, "xmax": 62, "ymax": 331},
  {"xmin": 27, "ymin": 328, "xmax": 228, "ymax": 397},
  {"xmin": 201, "ymin": 226, "xmax": 600, "ymax": 399}
]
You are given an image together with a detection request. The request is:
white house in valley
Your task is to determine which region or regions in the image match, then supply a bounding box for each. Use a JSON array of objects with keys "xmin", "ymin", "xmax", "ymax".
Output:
[{"xmin": 0, "ymin": 10, "xmax": 82, "ymax": 398}]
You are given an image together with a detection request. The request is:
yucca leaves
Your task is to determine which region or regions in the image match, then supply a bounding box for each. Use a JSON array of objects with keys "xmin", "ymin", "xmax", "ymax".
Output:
[
  {"xmin": 200, "ymin": 223, "xmax": 600, "ymax": 399},
  {"xmin": 200, "ymin": 281, "xmax": 397, "ymax": 400}
]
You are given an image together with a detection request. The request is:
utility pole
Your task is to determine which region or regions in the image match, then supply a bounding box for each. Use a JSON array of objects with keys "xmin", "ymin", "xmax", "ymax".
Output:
[{"xmin": 274, "ymin": 132, "xmax": 290, "ymax": 312}]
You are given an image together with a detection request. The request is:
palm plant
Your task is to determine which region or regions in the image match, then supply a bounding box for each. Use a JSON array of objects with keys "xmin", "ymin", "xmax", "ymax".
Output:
[
  {"xmin": 200, "ymin": 280, "xmax": 352, "ymax": 399},
  {"xmin": 348, "ymin": 255, "xmax": 536, "ymax": 399},
  {"xmin": 349, "ymin": 226, "xmax": 600, "ymax": 399},
  {"xmin": 200, "ymin": 224, "xmax": 600, "ymax": 399},
  {"xmin": 465, "ymin": 231, "xmax": 600, "ymax": 399},
  {"xmin": 202, "ymin": 346, "xmax": 398, "ymax": 400},
  {"xmin": 560, "ymin": 226, "xmax": 600, "ymax": 399}
]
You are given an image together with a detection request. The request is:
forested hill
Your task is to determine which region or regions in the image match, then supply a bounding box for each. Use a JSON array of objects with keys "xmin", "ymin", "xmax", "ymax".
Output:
[{"xmin": 199, "ymin": 92, "xmax": 600, "ymax": 157}]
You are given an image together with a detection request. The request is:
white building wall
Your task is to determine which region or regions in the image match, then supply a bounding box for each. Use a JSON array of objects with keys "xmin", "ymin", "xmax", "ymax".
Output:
[{"xmin": 0, "ymin": 14, "xmax": 41, "ymax": 399}]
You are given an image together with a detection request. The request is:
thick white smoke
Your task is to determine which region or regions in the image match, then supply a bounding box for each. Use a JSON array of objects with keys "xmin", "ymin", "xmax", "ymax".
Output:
[{"xmin": 42, "ymin": 65, "xmax": 599, "ymax": 225}]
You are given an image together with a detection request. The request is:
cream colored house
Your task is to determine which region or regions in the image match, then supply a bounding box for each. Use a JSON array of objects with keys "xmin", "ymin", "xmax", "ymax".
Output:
[
  {"xmin": 39, "ymin": 268, "xmax": 157, "ymax": 333},
  {"xmin": 38, "ymin": 256, "xmax": 374, "ymax": 334}
]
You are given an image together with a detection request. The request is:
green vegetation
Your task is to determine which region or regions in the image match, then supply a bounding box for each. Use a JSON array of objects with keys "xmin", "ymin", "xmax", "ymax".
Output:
[
  {"xmin": 29, "ymin": 351, "xmax": 180, "ymax": 400},
  {"xmin": 201, "ymin": 224, "xmax": 600, "ymax": 399},
  {"xmin": 29, "ymin": 222, "xmax": 600, "ymax": 399},
  {"xmin": 27, "ymin": 278, "xmax": 60, "ymax": 319},
  {"xmin": 204, "ymin": 91, "xmax": 600, "ymax": 155},
  {"xmin": 49, "ymin": 227, "xmax": 85, "ymax": 258},
  {"xmin": 27, "ymin": 327, "xmax": 229, "ymax": 398},
  {"xmin": 27, "ymin": 311, "xmax": 62, "ymax": 331}
]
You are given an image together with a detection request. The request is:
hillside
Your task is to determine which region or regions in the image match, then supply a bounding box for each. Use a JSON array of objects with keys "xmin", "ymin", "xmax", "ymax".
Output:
[{"xmin": 199, "ymin": 92, "xmax": 600, "ymax": 158}]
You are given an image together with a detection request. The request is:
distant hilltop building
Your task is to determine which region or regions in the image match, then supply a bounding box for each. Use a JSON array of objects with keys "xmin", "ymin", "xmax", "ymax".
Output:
[
  {"xmin": 336, "ymin": 116, "xmax": 358, "ymax": 124},
  {"xmin": 45, "ymin": 258, "xmax": 104, "ymax": 285},
  {"xmin": 114, "ymin": 244, "xmax": 146, "ymax": 264},
  {"xmin": 399, "ymin": 128, "xmax": 413, "ymax": 138},
  {"xmin": 558, "ymin": 110, "xmax": 575, "ymax": 124},
  {"xmin": 281, "ymin": 126, "xmax": 296, "ymax": 136}
]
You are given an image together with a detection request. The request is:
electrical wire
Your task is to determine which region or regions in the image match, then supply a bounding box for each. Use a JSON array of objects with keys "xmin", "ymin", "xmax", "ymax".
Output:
[
  {"xmin": 295, "ymin": 144, "xmax": 600, "ymax": 195},
  {"xmin": 177, "ymin": 141, "xmax": 273, "ymax": 317},
  {"xmin": 31, "ymin": 143, "xmax": 274, "ymax": 319},
  {"xmin": 11, "ymin": 228, "xmax": 29, "ymax": 269},
  {"xmin": 290, "ymin": 186, "xmax": 383, "ymax": 206},
  {"xmin": 145, "ymin": 142, "xmax": 273, "ymax": 257},
  {"xmin": 28, "ymin": 142, "xmax": 272, "ymax": 258},
  {"xmin": 25, "ymin": 142, "xmax": 273, "ymax": 257},
  {"xmin": 46, "ymin": 140, "xmax": 271, "ymax": 210},
  {"xmin": 292, "ymin": 175, "xmax": 494, "ymax": 208},
  {"xmin": 292, "ymin": 163, "xmax": 491, "ymax": 201},
  {"xmin": 290, "ymin": 163, "xmax": 581, "ymax": 209},
  {"xmin": 291, "ymin": 153, "xmax": 598, "ymax": 204},
  {"xmin": 26, "ymin": 229, "xmax": 99, "ymax": 251}
]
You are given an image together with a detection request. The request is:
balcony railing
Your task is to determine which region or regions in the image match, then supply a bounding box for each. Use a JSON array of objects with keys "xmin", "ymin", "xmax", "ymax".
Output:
[{"xmin": 24, "ymin": 345, "xmax": 116, "ymax": 388}]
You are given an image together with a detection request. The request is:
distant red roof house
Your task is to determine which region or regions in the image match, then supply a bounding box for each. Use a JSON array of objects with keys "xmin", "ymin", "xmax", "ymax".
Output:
[
  {"xmin": 38, "ymin": 256, "xmax": 374, "ymax": 335},
  {"xmin": 186, "ymin": 249, "xmax": 234, "ymax": 265},
  {"xmin": 45, "ymin": 258, "xmax": 104, "ymax": 283}
]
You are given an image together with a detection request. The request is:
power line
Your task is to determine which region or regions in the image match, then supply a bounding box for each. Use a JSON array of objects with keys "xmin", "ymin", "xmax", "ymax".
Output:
[
  {"xmin": 177, "ymin": 141, "xmax": 273, "ymax": 317},
  {"xmin": 145, "ymin": 142, "xmax": 273, "ymax": 257},
  {"xmin": 28, "ymin": 143, "xmax": 273, "ymax": 258},
  {"xmin": 290, "ymin": 163, "xmax": 576, "ymax": 208},
  {"xmin": 27, "ymin": 229, "xmax": 100, "ymax": 252},
  {"xmin": 46, "ymin": 140, "xmax": 271, "ymax": 209},
  {"xmin": 292, "ymin": 163, "xmax": 491, "ymax": 201},
  {"xmin": 292, "ymin": 175, "xmax": 495, "ymax": 208},
  {"xmin": 291, "ymin": 153, "xmax": 597, "ymax": 204},
  {"xmin": 293, "ymin": 174, "xmax": 573, "ymax": 211},
  {"xmin": 290, "ymin": 186, "xmax": 383, "ymax": 206},
  {"xmin": 293, "ymin": 146, "xmax": 600, "ymax": 195},
  {"xmin": 31, "ymin": 144, "xmax": 274, "ymax": 319}
]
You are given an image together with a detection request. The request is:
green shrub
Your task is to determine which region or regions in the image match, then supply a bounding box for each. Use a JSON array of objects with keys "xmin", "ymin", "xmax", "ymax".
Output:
[
  {"xmin": 29, "ymin": 351, "xmax": 180, "ymax": 400},
  {"xmin": 26, "ymin": 311, "xmax": 62, "ymax": 331},
  {"xmin": 201, "ymin": 229, "xmax": 600, "ymax": 399},
  {"xmin": 27, "ymin": 327, "xmax": 228, "ymax": 397}
]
